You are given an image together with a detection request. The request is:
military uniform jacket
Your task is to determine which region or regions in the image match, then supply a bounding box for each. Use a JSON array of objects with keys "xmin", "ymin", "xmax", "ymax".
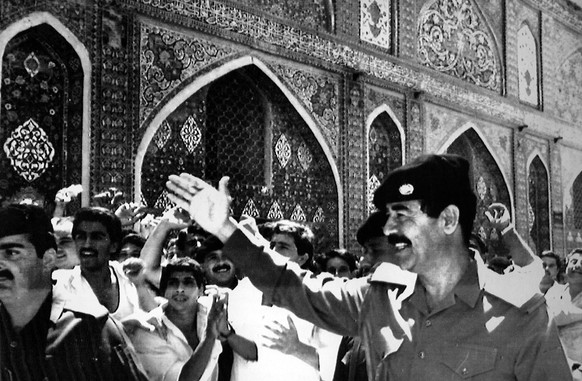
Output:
[{"xmin": 224, "ymin": 228, "xmax": 572, "ymax": 381}]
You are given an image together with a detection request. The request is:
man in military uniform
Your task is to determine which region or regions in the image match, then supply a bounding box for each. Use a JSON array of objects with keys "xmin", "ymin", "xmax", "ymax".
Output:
[{"xmin": 166, "ymin": 154, "xmax": 571, "ymax": 380}]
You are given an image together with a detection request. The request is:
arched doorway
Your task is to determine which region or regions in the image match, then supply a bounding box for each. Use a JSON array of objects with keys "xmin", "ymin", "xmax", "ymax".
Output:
[
  {"xmin": 141, "ymin": 65, "xmax": 339, "ymax": 250},
  {"xmin": 446, "ymin": 128, "xmax": 512, "ymax": 257},
  {"xmin": 528, "ymin": 155, "xmax": 550, "ymax": 254},
  {"xmin": 366, "ymin": 109, "xmax": 403, "ymax": 213},
  {"xmin": 0, "ymin": 23, "xmax": 84, "ymax": 213}
]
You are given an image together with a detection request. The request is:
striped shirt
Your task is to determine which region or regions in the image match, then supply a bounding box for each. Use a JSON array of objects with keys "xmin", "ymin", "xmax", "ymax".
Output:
[{"xmin": 0, "ymin": 292, "xmax": 147, "ymax": 381}]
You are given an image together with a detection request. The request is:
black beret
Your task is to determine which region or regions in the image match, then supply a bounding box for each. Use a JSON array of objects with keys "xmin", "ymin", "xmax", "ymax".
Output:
[
  {"xmin": 356, "ymin": 211, "xmax": 388, "ymax": 245},
  {"xmin": 373, "ymin": 154, "xmax": 474, "ymax": 210},
  {"xmin": 0, "ymin": 203, "xmax": 54, "ymax": 239}
]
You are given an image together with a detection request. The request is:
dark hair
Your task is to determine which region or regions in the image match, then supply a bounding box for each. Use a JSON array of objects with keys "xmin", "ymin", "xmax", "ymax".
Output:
[
  {"xmin": 567, "ymin": 248, "xmax": 582, "ymax": 261},
  {"xmin": 541, "ymin": 250, "xmax": 561, "ymax": 266},
  {"xmin": 72, "ymin": 207, "xmax": 123, "ymax": 248},
  {"xmin": 316, "ymin": 249, "xmax": 358, "ymax": 272},
  {"xmin": 121, "ymin": 233, "xmax": 146, "ymax": 249},
  {"xmin": 356, "ymin": 211, "xmax": 388, "ymax": 246},
  {"xmin": 194, "ymin": 235, "xmax": 224, "ymax": 263},
  {"xmin": 272, "ymin": 220, "xmax": 314, "ymax": 261},
  {"xmin": 159, "ymin": 257, "xmax": 205, "ymax": 293},
  {"xmin": 0, "ymin": 204, "xmax": 57, "ymax": 257},
  {"xmin": 419, "ymin": 193, "xmax": 476, "ymax": 245}
]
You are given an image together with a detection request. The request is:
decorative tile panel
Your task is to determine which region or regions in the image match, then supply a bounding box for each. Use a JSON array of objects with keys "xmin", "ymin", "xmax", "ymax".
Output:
[
  {"xmin": 180, "ymin": 115, "xmax": 202, "ymax": 154},
  {"xmin": 267, "ymin": 200, "xmax": 284, "ymax": 220},
  {"xmin": 417, "ymin": 0, "xmax": 501, "ymax": 91},
  {"xmin": 154, "ymin": 120, "xmax": 172, "ymax": 150},
  {"xmin": 242, "ymin": 198, "xmax": 260, "ymax": 218},
  {"xmin": 554, "ymin": 50, "xmax": 582, "ymax": 124},
  {"xmin": 275, "ymin": 133, "xmax": 292, "ymax": 168},
  {"xmin": 517, "ymin": 25, "xmax": 539, "ymax": 106},
  {"xmin": 269, "ymin": 63, "xmax": 339, "ymax": 157},
  {"xmin": 290, "ymin": 204, "xmax": 307, "ymax": 222},
  {"xmin": 140, "ymin": 24, "xmax": 236, "ymax": 125},
  {"xmin": 3, "ymin": 118, "xmax": 55, "ymax": 182},
  {"xmin": 360, "ymin": 0, "xmax": 391, "ymax": 49}
]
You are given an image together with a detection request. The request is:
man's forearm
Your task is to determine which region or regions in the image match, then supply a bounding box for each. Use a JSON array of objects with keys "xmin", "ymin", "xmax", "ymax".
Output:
[{"xmin": 501, "ymin": 226, "xmax": 534, "ymax": 267}]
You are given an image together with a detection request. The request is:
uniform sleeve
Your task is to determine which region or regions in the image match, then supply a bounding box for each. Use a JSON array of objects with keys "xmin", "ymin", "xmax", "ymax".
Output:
[
  {"xmin": 514, "ymin": 308, "xmax": 573, "ymax": 381},
  {"xmin": 223, "ymin": 228, "xmax": 370, "ymax": 337}
]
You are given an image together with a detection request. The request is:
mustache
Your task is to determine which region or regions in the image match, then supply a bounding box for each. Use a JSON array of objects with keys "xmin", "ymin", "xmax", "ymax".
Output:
[
  {"xmin": 386, "ymin": 234, "xmax": 411, "ymax": 246},
  {"xmin": 0, "ymin": 269, "xmax": 14, "ymax": 280},
  {"xmin": 212, "ymin": 263, "xmax": 232, "ymax": 272}
]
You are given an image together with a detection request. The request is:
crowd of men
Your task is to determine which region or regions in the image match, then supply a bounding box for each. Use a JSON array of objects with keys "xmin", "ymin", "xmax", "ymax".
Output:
[{"xmin": 1, "ymin": 154, "xmax": 581, "ymax": 380}]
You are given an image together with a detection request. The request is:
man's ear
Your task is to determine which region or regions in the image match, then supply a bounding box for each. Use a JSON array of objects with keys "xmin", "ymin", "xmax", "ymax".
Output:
[
  {"xmin": 109, "ymin": 242, "xmax": 119, "ymax": 256},
  {"xmin": 43, "ymin": 248, "xmax": 57, "ymax": 272},
  {"xmin": 440, "ymin": 205, "xmax": 460, "ymax": 235},
  {"xmin": 296, "ymin": 253, "xmax": 309, "ymax": 267}
]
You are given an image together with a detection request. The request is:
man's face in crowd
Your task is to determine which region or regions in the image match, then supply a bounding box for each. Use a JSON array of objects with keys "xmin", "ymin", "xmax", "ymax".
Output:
[
  {"xmin": 202, "ymin": 249, "xmax": 236, "ymax": 288},
  {"xmin": 0, "ymin": 234, "xmax": 50, "ymax": 301},
  {"xmin": 118, "ymin": 242, "xmax": 142, "ymax": 263},
  {"xmin": 54, "ymin": 230, "xmax": 79, "ymax": 270},
  {"xmin": 325, "ymin": 257, "xmax": 352, "ymax": 279},
  {"xmin": 164, "ymin": 270, "xmax": 201, "ymax": 313},
  {"xmin": 566, "ymin": 252, "xmax": 582, "ymax": 284},
  {"xmin": 74, "ymin": 221, "xmax": 117, "ymax": 272},
  {"xmin": 270, "ymin": 233, "xmax": 307, "ymax": 266},
  {"xmin": 382, "ymin": 200, "xmax": 441, "ymax": 274},
  {"xmin": 542, "ymin": 256, "xmax": 559, "ymax": 280}
]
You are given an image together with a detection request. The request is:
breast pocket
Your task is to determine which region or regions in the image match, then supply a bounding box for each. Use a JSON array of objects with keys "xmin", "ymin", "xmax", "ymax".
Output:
[{"xmin": 435, "ymin": 342, "xmax": 497, "ymax": 379}]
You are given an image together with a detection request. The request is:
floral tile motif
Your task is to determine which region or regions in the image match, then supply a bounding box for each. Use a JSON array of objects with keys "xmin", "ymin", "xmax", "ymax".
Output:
[
  {"xmin": 297, "ymin": 143, "xmax": 313, "ymax": 171},
  {"xmin": 275, "ymin": 133, "xmax": 292, "ymax": 168},
  {"xmin": 267, "ymin": 200, "xmax": 284, "ymax": 220},
  {"xmin": 290, "ymin": 204, "xmax": 306, "ymax": 221},
  {"xmin": 180, "ymin": 115, "xmax": 202, "ymax": 154},
  {"xmin": 417, "ymin": 0, "xmax": 500, "ymax": 91},
  {"xmin": 154, "ymin": 120, "xmax": 172, "ymax": 150},
  {"xmin": 313, "ymin": 207, "xmax": 325, "ymax": 223},
  {"xmin": 517, "ymin": 25, "xmax": 539, "ymax": 106},
  {"xmin": 242, "ymin": 198, "xmax": 260, "ymax": 218},
  {"xmin": 360, "ymin": 0, "xmax": 391, "ymax": 49},
  {"xmin": 3, "ymin": 118, "xmax": 55, "ymax": 182}
]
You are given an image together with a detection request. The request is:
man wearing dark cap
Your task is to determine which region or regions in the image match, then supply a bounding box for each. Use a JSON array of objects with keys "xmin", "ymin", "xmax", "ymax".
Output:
[
  {"xmin": 0, "ymin": 204, "xmax": 147, "ymax": 380},
  {"xmin": 356, "ymin": 210, "xmax": 395, "ymax": 272},
  {"xmin": 166, "ymin": 154, "xmax": 571, "ymax": 380}
]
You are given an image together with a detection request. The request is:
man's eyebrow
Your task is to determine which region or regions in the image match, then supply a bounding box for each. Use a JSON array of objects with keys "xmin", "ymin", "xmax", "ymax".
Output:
[
  {"xmin": 0, "ymin": 243, "xmax": 26, "ymax": 250},
  {"xmin": 389, "ymin": 204, "xmax": 410, "ymax": 211}
]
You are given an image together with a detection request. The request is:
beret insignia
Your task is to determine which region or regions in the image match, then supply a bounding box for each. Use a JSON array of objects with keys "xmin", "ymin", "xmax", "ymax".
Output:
[{"xmin": 399, "ymin": 184, "xmax": 414, "ymax": 196}]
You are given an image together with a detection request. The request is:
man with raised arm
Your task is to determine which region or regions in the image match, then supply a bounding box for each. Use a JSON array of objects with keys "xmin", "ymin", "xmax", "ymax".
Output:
[{"xmin": 166, "ymin": 154, "xmax": 571, "ymax": 380}]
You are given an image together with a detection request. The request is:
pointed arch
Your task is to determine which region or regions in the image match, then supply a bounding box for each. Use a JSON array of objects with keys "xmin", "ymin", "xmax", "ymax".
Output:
[
  {"xmin": 365, "ymin": 104, "xmax": 405, "ymax": 213},
  {"xmin": 0, "ymin": 12, "xmax": 91, "ymax": 205},
  {"xmin": 573, "ymin": 172, "xmax": 582, "ymax": 230},
  {"xmin": 527, "ymin": 154, "xmax": 551, "ymax": 253},
  {"xmin": 517, "ymin": 23, "xmax": 539, "ymax": 106},
  {"xmin": 437, "ymin": 123, "xmax": 514, "ymax": 215},
  {"xmin": 135, "ymin": 55, "xmax": 344, "ymax": 245},
  {"xmin": 439, "ymin": 124, "xmax": 513, "ymax": 256}
]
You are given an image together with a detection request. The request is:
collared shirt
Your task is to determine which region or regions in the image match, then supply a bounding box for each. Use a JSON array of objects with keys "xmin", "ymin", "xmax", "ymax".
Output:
[
  {"xmin": 224, "ymin": 228, "xmax": 572, "ymax": 381},
  {"xmin": 121, "ymin": 298, "xmax": 222, "ymax": 381},
  {"xmin": 228, "ymin": 277, "xmax": 341, "ymax": 381},
  {"xmin": 0, "ymin": 291, "xmax": 147, "ymax": 381},
  {"xmin": 545, "ymin": 282, "xmax": 582, "ymax": 367}
]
